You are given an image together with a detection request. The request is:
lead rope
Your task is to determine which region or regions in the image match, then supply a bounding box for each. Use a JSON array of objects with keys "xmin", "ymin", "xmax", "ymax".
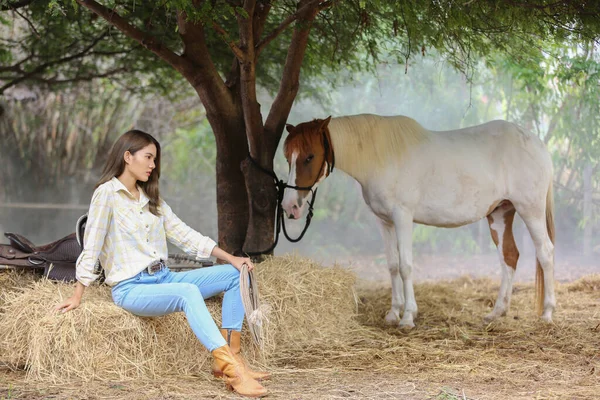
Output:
[{"xmin": 240, "ymin": 263, "xmax": 270, "ymax": 349}]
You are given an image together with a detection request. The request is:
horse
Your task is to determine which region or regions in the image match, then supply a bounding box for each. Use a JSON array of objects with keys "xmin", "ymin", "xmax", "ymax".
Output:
[{"xmin": 282, "ymin": 114, "xmax": 555, "ymax": 329}]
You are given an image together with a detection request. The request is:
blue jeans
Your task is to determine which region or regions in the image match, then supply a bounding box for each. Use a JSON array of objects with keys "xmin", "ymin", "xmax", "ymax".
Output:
[{"xmin": 111, "ymin": 264, "xmax": 243, "ymax": 351}]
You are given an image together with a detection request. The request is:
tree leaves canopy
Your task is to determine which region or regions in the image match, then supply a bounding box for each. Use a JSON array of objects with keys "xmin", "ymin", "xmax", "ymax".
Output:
[{"xmin": 1, "ymin": 0, "xmax": 599, "ymax": 98}]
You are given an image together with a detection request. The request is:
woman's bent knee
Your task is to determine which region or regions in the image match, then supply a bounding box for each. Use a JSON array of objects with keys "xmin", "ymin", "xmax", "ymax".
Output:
[
  {"xmin": 178, "ymin": 283, "xmax": 203, "ymax": 298},
  {"xmin": 220, "ymin": 264, "xmax": 241, "ymax": 284}
]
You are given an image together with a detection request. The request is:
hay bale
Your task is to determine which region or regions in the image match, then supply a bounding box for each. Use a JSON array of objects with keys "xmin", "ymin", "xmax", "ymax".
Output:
[
  {"xmin": 255, "ymin": 255, "xmax": 358, "ymax": 350},
  {"xmin": 0, "ymin": 270, "xmax": 37, "ymax": 308},
  {"xmin": 0, "ymin": 254, "xmax": 357, "ymax": 382},
  {"xmin": 0, "ymin": 269, "xmax": 37, "ymax": 291},
  {"xmin": 565, "ymin": 274, "xmax": 600, "ymax": 292}
]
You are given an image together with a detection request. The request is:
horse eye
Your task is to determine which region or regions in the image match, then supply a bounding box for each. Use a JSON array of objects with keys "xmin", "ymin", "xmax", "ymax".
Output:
[{"xmin": 305, "ymin": 154, "xmax": 314, "ymax": 164}]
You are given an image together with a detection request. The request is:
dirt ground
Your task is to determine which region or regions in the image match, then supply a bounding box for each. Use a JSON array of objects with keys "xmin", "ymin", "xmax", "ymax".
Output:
[
  {"xmin": 0, "ymin": 369, "xmax": 466, "ymax": 399},
  {"xmin": 2, "ymin": 255, "xmax": 599, "ymax": 400}
]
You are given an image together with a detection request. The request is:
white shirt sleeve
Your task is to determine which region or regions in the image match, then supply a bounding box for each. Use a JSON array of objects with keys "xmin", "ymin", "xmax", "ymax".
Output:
[
  {"xmin": 76, "ymin": 186, "xmax": 112, "ymax": 286},
  {"xmin": 160, "ymin": 199, "xmax": 216, "ymax": 259}
]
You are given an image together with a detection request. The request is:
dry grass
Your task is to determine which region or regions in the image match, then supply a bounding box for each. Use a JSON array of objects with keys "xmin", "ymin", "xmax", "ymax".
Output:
[
  {"xmin": 1, "ymin": 257, "xmax": 599, "ymax": 399},
  {"xmin": 0, "ymin": 254, "xmax": 357, "ymax": 382},
  {"xmin": 347, "ymin": 275, "xmax": 600, "ymax": 399},
  {"xmin": 0, "ymin": 269, "xmax": 36, "ymax": 306}
]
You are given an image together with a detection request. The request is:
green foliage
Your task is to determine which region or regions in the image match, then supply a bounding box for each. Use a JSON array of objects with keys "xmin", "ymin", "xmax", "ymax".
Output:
[
  {"xmin": 163, "ymin": 120, "xmax": 216, "ymax": 182},
  {"xmin": 2, "ymin": 0, "xmax": 600, "ymax": 99}
]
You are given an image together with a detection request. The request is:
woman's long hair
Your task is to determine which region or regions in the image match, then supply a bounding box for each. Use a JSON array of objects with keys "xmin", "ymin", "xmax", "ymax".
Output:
[{"xmin": 96, "ymin": 130, "xmax": 161, "ymax": 215}]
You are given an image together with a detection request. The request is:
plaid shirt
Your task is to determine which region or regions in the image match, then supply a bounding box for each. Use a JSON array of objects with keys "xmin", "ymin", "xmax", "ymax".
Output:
[{"xmin": 76, "ymin": 177, "xmax": 216, "ymax": 287}]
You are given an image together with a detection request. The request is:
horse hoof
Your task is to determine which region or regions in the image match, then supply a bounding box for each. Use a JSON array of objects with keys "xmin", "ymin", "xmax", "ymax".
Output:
[
  {"xmin": 540, "ymin": 314, "xmax": 553, "ymax": 324},
  {"xmin": 398, "ymin": 319, "xmax": 415, "ymax": 330},
  {"xmin": 483, "ymin": 313, "xmax": 499, "ymax": 323},
  {"xmin": 541, "ymin": 306, "xmax": 554, "ymax": 324},
  {"xmin": 384, "ymin": 310, "xmax": 400, "ymax": 325}
]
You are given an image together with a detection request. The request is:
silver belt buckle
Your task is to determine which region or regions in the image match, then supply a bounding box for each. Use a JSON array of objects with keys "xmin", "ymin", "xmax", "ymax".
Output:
[{"xmin": 147, "ymin": 261, "xmax": 163, "ymax": 275}]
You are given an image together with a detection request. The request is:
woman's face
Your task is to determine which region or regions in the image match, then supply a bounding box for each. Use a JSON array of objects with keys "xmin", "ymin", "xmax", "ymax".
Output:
[{"xmin": 124, "ymin": 143, "xmax": 157, "ymax": 182}]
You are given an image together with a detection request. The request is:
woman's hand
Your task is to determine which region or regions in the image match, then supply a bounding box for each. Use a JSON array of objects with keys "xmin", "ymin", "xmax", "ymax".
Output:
[
  {"xmin": 231, "ymin": 256, "xmax": 255, "ymax": 272},
  {"xmin": 55, "ymin": 296, "xmax": 81, "ymax": 313},
  {"xmin": 211, "ymin": 246, "xmax": 255, "ymax": 272},
  {"xmin": 55, "ymin": 281, "xmax": 85, "ymax": 313}
]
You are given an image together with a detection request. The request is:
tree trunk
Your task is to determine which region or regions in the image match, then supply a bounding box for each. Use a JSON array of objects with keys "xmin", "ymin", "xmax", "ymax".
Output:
[
  {"xmin": 583, "ymin": 162, "xmax": 593, "ymax": 256},
  {"xmin": 240, "ymin": 146, "xmax": 278, "ymax": 257},
  {"xmin": 208, "ymin": 108, "xmax": 249, "ymax": 255},
  {"xmin": 210, "ymin": 112, "xmax": 278, "ymax": 258}
]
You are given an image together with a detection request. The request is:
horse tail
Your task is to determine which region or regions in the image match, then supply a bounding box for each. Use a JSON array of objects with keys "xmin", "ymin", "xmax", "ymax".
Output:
[{"xmin": 536, "ymin": 180, "xmax": 555, "ymax": 316}]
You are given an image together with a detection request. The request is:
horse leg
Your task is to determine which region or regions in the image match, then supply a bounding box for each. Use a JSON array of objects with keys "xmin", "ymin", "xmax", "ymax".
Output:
[
  {"xmin": 393, "ymin": 208, "xmax": 417, "ymax": 329},
  {"xmin": 379, "ymin": 220, "xmax": 404, "ymax": 325},
  {"xmin": 484, "ymin": 203, "xmax": 519, "ymax": 322},
  {"xmin": 516, "ymin": 207, "xmax": 556, "ymax": 322}
]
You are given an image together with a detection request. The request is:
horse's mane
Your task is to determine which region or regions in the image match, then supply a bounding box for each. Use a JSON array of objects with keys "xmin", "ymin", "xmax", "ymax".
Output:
[{"xmin": 328, "ymin": 114, "xmax": 429, "ymax": 179}]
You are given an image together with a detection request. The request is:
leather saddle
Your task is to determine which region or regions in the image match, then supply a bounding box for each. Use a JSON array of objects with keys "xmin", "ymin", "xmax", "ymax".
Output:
[{"xmin": 0, "ymin": 232, "xmax": 81, "ymax": 281}]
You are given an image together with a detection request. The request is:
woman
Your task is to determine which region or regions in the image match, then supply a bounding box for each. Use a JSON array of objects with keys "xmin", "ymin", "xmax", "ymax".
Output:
[{"xmin": 55, "ymin": 130, "xmax": 268, "ymax": 398}]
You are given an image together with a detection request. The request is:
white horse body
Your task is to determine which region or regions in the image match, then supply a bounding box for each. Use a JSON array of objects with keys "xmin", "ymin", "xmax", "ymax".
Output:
[
  {"xmin": 341, "ymin": 118, "xmax": 552, "ymax": 227},
  {"xmin": 283, "ymin": 114, "xmax": 555, "ymax": 328}
]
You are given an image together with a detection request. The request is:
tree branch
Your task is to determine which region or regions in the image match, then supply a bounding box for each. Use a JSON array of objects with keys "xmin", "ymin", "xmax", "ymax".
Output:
[
  {"xmin": 255, "ymin": 0, "xmax": 331, "ymax": 56},
  {"xmin": 252, "ymin": 0, "xmax": 272, "ymax": 45},
  {"xmin": 212, "ymin": 21, "xmax": 246, "ymax": 61},
  {"xmin": 238, "ymin": 0, "xmax": 264, "ymax": 158},
  {"xmin": 0, "ymin": 31, "xmax": 109, "ymax": 94},
  {"xmin": 10, "ymin": 6, "xmax": 40, "ymax": 37},
  {"xmin": 90, "ymin": 48, "xmax": 135, "ymax": 56},
  {"xmin": 76, "ymin": 0, "xmax": 187, "ymax": 73},
  {"xmin": 29, "ymin": 67, "xmax": 130, "ymax": 85},
  {"xmin": 176, "ymin": 10, "xmax": 234, "ymax": 114},
  {"xmin": 0, "ymin": 53, "xmax": 34, "ymax": 73},
  {"xmin": 223, "ymin": 0, "xmax": 270, "ymax": 88},
  {"xmin": 240, "ymin": 0, "xmax": 257, "ymax": 51},
  {"xmin": 0, "ymin": 0, "xmax": 35, "ymax": 11},
  {"xmin": 225, "ymin": 56, "xmax": 241, "ymax": 88},
  {"xmin": 222, "ymin": 0, "xmax": 271, "ymax": 88},
  {"xmin": 263, "ymin": 0, "xmax": 321, "ymax": 156}
]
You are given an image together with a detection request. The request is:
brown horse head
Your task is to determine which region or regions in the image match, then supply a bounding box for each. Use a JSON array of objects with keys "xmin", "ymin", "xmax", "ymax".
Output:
[{"xmin": 282, "ymin": 116, "xmax": 334, "ymax": 219}]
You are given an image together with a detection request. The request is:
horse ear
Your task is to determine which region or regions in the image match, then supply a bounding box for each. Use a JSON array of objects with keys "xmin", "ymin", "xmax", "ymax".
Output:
[
  {"xmin": 320, "ymin": 116, "xmax": 332, "ymax": 130},
  {"xmin": 286, "ymin": 124, "xmax": 295, "ymax": 133},
  {"xmin": 321, "ymin": 116, "xmax": 335, "ymax": 174}
]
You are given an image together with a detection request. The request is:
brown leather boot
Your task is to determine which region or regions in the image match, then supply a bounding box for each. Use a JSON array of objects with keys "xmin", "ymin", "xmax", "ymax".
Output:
[
  {"xmin": 211, "ymin": 345, "xmax": 267, "ymax": 398},
  {"xmin": 212, "ymin": 329, "xmax": 271, "ymax": 381}
]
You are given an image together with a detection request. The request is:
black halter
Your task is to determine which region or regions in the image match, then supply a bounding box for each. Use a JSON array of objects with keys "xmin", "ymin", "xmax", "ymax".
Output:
[{"xmin": 244, "ymin": 132, "xmax": 334, "ymax": 256}]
